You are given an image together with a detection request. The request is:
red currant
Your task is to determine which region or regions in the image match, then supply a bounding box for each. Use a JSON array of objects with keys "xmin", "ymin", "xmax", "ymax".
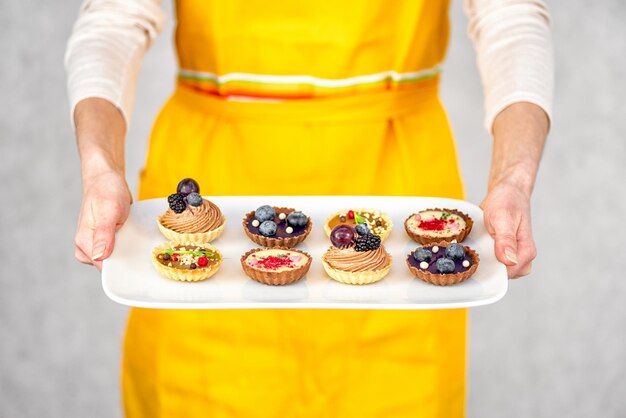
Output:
[
  {"xmin": 171, "ymin": 254, "xmax": 179, "ymax": 262},
  {"xmin": 348, "ymin": 210, "xmax": 355, "ymax": 219},
  {"xmin": 197, "ymin": 256, "xmax": 208, "ymax": 267}
]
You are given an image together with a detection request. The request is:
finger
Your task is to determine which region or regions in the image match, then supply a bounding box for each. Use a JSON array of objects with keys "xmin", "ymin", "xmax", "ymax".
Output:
[
  {"xmin": 508, "ymin": 261, "xmax": 532, "ymax": 279},
  {"xmin": 75, "ymin": 246, "xmax": 93, "ymax": 265},
  {"xmin": 91, "ymin": 220, "xmax": 117, "ymax": 262},
  {"xmin": 486, "ymin": 211, "xmax": 519, "ymax": 267}
]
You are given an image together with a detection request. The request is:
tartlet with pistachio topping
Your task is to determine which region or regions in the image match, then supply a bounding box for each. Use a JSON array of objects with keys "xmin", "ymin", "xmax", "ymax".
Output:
[{"xmin": 151, "ymin": 241, "xmax": 222, "ymax": 282}]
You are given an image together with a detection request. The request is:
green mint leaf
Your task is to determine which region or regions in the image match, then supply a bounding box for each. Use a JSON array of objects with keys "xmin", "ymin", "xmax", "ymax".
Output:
[{"xmin": 354, "ymin": 213, "xmax": 366, "ymax": 224}]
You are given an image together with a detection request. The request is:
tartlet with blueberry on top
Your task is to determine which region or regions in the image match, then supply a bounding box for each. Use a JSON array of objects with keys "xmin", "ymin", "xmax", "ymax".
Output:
[
  {"xmin": 242, "ymin": 205, "xmax": 312, "ymax": 248},
  {"xmin": 321, "ymin": 223, "xmax": 392, "ymax": 285},
  {"xmin": 241, "ymin": 247, "xmax": 312, "ymax": 286},
  {"xmin": 157, "ymin": 178, "xmax": 226, "ymax": 243},
  {"xmin": 406, "ymin": 241, "xmax": 479, "ymax": 286},
  {"xmin": 404, "ymin": 208, "xmax": 473, "ymax": 244},
  {"xmin": 152, "ymin": 241, "xmax": 222, "ymax": 282},
  {"xmin": 324, "ymin": 208, "xmax": 393, "ymax": 242}
]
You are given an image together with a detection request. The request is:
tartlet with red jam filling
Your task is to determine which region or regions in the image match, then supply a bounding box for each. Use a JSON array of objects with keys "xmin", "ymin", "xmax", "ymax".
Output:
[
  {"xmin": 242, "ymin": 205, "xmax": 311, "ymax": 248},
  {"xmin": 152, "ymin": 241, "xmax": 222, "ymax": 282},
  {"xmin": 404, "ymin": 208, "xmax": 472, "ymax": 244},
  {"xmin": 406, "ymin": 241, "xmax": 479, "ymax": 286},
  {"xmin": 241, "ymin": 247, "xmax": 312, "ymax": 285}
]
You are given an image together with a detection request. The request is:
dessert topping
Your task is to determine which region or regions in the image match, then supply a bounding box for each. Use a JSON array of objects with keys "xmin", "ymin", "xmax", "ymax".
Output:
[
  {"xmin": 355, "ymin": 223, "xmax": 370, "ymax": 236},
  {"xmin": 251, "ymin": 219, "xmax": 260, "ymax": 227},
  {"xmin": 285, "ymin": 226, "xmax": 294, "ymax": 234},
  {"xmin": 323, "ymin": 246, "xmax": 391, "ymax": 272},
  {"xmin": 348, "ymin": 210, "xmax": 355, "ymax": 219},
  {"xmin": 186, "ymin": 192, "xmax": 203, "ymax": 207},
  {"xmin": 176, "ymin": 178, "xmax": 200, "ymax": 197},
  {"xmin": 259, "ymin": 220, "xmax": 277, "ymax": 237},
  {"xmin": 278, "ymin": 212, "xmax": 287, "ymax": 220},
  {"xmin": 287, "ymin": 211, "xmax": 308, "ymax": 227},
  {"xmin": 432, "ymin": 246, "xmax": 439, "ymax": 253},
  {"xmin": 413, "ymin": 248, "xmax": 433, "ymax": 262},
  {"xmin": 354, "ymin": 233, "xmax": 381, "ymax": 252},
  {"xmin": 197, "ymin": 256, "xmax": 208, "ymax": 267},
  {"xmin": 419, "ymin": 261, "xmax": 429, "ymax": 269},
  {"xmin": 255, "ymin": 205, "xmax": 276, "ymax": 222},
  {"xmin": 330, "ymin": 225, "xmax": 356, "ymax": 248},
  {"xmin": 462, "ymin": 260, "xmax": 470, "ymax": 268},
  {"xmin": 445, "ymin": 243, "xmax": 466, "ymax": 260},
  {"xmin": 418, "ymin": 218, "xmax": 448, "ymax": 231},
  {"xmin": 436, "ymin": 258, "xmax": 456, "ymax": 274},
  {"xmin": 249, "ymin": 254, "xmax": 297, "ymax": 270},
  {"xmin": 168, "ymin": 193, "xmax": 187, "ymax": 214}
]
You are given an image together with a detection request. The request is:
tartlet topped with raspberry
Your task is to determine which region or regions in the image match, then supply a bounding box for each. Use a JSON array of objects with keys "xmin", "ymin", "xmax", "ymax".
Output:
[
  {"xmin": 152, "ymin": 241, "xmax": 222, "ymax": 282},
  {"xmin": 157, "ymin": 178, "xmax": 225, "ymax": 243},
  {"xmin": 241, "ymin": 247, "xmax": 312, "ymax": 285},
  {"xmin": 404, "ymin": 208, "xmax": 473, "ymax": 244}
]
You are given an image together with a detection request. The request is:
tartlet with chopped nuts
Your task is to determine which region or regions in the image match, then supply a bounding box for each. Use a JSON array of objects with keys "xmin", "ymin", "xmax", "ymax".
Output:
[
  {"xmin": 324, "ymin": 208, "xmax": 393, "ymax": 242},
  {"xmin": 151, "ymin": 241, "xmax": 222, "ymax": 282},
  {"xmin": 242, "ymin": 205, "xmax": 312, "ymax": 248}
]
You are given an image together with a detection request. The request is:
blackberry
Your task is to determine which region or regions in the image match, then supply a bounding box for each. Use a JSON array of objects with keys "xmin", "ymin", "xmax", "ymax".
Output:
[
  {"xmin": 354, "ymin": 233, "xmax": 381, "ymax": 252},
  {"xmin": 168, "ymin": 193, "xmax": 186, "ymax": 213}
]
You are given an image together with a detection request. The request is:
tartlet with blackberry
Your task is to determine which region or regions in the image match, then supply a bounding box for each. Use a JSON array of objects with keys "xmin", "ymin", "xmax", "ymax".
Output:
[
  {"xmin": 241, "ymin": 247, "xmax": 312, "ymax": 286},
  {"xmin": 406, "ymin": 241, "xmax": 479, "ymax": 286},
  {"xmin": 404, "ymin": 208, "xmax": 472, "ymax": 244},
  {"xmin": 152, "ymin": 241, "xmax": 222, "ymax": 282},
  {"xmin": 157, "ymin": 178, "xmax": 226, "ymax": 243},
  {"xmin": 321, "ymin": 224, "xmax": 392, "ymax": 285},
  {"xmin": 324, "ymin": 208, "xmax": 393, "ymax": 242},
  {"xmin": 242, "ymin": 205, "xmax": 312, "ymax": 248}
]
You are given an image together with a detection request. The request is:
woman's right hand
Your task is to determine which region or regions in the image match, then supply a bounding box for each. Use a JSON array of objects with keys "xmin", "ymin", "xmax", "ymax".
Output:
[{"xmin": 74, "ymin": 170, "xmax": 132, "ymax": 271}]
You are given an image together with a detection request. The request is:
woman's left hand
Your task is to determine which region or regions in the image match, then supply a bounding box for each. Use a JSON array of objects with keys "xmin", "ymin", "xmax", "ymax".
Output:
[{"xmin": 480, "ymin": 181, "xmax": 537, "ymax": 279}]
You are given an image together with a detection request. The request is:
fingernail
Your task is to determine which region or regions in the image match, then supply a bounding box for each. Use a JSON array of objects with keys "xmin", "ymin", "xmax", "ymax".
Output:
[
  {"xmin": 92, "ymin": 243, "xmax": 106, "ymax": 261},
  {"xmin": 504, "ymin": 249, "xmax": 518, "ymax": 265}
]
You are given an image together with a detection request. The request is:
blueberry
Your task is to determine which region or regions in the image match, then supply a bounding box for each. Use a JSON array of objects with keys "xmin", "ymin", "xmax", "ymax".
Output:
[
  {"xmin": 355, "ymin": 223, "xmax": 370, "ymax": 236},
  {"xmin": 255, "ymin": 205, "xmax": 276, "ymax": 222},
  {"xmin": 186, "ymin": 192, "xmax": 203, "ymax": 207},
  {"xmin": 413, "ymin": 248, "xmax": 433, "ymax": 263},
  {"xmin": 445, "ymin": 243, "xmax": 465, "ymax": 260},
  {"xmin": 436, "ymin": 258, "xmax": 456, "ymax": 274},
  {"xmin": 287, "ymin": 211, "xmax": 308, "ymax": 227},
  {"xmin": 259, "ymin": 221, "xmax": 277, "ymax": 237}
]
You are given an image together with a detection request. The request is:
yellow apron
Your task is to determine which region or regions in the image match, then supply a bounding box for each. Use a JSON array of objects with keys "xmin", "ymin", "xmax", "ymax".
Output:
[{"xmin": 124, "ymin": 1, "xmax": 467, "ymax": 417}]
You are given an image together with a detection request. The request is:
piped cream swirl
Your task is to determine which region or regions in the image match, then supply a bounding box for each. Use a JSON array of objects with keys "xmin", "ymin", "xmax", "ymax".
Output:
[
  {"xmin": 322, "ymin": 246, "xmax": 391, "ymax": 272},
  {"xmin": 159, "ymin": 199, "xmax": 224, "ymax": 233}
]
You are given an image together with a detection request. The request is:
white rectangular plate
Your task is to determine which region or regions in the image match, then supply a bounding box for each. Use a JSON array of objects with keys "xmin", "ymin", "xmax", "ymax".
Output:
[{"xmin": 102, "ymin": 196, "xmax": 507, "ymax": 309}]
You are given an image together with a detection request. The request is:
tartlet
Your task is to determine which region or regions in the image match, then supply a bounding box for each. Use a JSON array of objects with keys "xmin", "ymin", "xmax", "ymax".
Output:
[
  {"xmin": 406, "ymin": 241, "xmax": 479, "ymax": 286},
  {"xmin": 157, "ymin": 178, "xmax": 225, "ymax": 243},
  {"xmin": 324, "ymin": 208, "xmax": 393, "ymax": 242},
  {"xmin": 241, "ymin": 247, "xmax": 312, "ymax": 286},
  {"xmin": 321, "ymin": 224, "xmax": 392, "ymax": 285},
  {"xmin": 404, "ymin": 208, "xmax": 472, "ymax": 244},
  {"xmin": 242, "ymin": 205, "xmax": 312, "ymax": 248},
  {"xmin": 152, "ymin": 241, "xmax": 222, "ymax": 282}
]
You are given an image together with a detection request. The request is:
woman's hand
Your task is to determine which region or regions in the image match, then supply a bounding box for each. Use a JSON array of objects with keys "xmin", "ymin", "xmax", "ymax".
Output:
[
  {"xmin": 75, "ymin": 171, "xmax": 132, "ymax": 271},
  {"xmin": 486, "ymin": 102, "xmax": 549, "ymax": 279},
  {"xmin": 73, "ymin": 97, "xmax": 129, "ymax": 271},
  {"xmin": 480, "ymin": 181, "xmax": 536, "ymax": 278}
]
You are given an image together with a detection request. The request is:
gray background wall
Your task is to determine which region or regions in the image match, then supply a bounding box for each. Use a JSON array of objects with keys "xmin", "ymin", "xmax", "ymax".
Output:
[{"xmin": 1, "ymin": 1, "xmax": 625, "ymax": 417}]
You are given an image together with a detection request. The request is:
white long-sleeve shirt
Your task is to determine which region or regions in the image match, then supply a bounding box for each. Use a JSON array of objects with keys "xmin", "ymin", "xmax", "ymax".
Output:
[{"xmin": 65, "ymin": 0, "xmax": 553, "ymax": 131}]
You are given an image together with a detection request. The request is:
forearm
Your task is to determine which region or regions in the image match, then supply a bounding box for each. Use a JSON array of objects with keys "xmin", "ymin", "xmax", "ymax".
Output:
[
  {"xmin": 488, "ymin": 102, "xmax": 549, "ymax": 196},
  {"xmin": 74, "ymin": 98, "xmax": 127, "ymax": 183}
]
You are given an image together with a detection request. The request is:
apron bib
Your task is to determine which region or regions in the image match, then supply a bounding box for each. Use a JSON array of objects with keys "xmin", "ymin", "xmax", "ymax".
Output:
[{"xmin": 124, "ymin": 1, "xmax": 467, "ymax": 417}]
